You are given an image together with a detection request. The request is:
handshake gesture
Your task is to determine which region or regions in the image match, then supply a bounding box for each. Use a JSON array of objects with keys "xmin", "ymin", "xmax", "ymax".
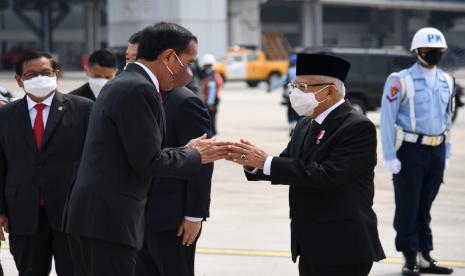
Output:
[{"xmin": 186, "ymin": 135, "xmax": 268, "ymax": 169}]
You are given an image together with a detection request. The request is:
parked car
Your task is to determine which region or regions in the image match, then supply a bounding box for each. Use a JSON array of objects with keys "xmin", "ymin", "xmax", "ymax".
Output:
[{"xmin": 214, "ymin": 46, "xmax": 288, "ymax": 88}]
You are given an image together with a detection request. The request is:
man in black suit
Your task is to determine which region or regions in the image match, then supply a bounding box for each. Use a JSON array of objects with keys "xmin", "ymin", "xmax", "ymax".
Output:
[
  {"xmin": 65, "ymin": 22, "xmax": 227, "ymax": 276},
  {"xmin": 69, "ymin": 49, "xmax": 118, "ymax": 101},
  {"xmin": 136, "ymin": 85, "xmax": 213, "ymax": 276},
  {"xmin": 0, "ymin": 51, "xmax": 93, "ymax": 276},
  {"xmin": 227, "ymin": 54, "xmax": 385, "ymax": 276}
]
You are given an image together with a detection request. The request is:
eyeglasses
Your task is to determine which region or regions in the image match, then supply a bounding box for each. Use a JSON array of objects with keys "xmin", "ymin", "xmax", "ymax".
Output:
[
  {"xmin": 287, "ymin": 82, "xmax": 335, "ymax": 91},
  {"xmin": 22, "ymin": 70, "xmax": 56, "ymax": 80}
]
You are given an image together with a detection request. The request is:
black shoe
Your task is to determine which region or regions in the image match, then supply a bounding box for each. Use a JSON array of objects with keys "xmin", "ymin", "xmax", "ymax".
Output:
[
  {"xmin": 402, "ymin": 264, "xmax": 420, "ymax": 276},
  {"xmin": 402, "ymin": 251, "xmax": 420, "ymax": 276},
  {"xmin": 419, "ymin": 251, "xmax": 453, "ymax": 274}
]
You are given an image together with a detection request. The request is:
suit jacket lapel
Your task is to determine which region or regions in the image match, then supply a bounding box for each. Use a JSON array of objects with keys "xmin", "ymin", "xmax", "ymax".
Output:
[
  {"xmin": 41, "ymin": 92, "xmax": 67, "ymax": 150},
  {"xmin": 126, "ymin": 63, "xmax": 166, "ymax": 141},
  {"xmin": 17, "ymin": 97, "xmax": 36, "ymax": 151},
  {"xmin": 85, "ymin": 83, "xmax": 96, "ymax": 101},
  {"xmin": 290, "ymin": 117, "xmax": 310, "ymax": 158},
  {"xmin": 302, "ymin": 102, "xmax": 353, "ymax": 160}
]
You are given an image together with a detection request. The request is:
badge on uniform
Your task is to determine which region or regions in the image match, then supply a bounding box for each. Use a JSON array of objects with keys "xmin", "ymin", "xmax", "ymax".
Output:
[
  {"xmin": 316, "ymin": 130, "xmax": 326, "ymax": 144},
  {"xmin": 58, "ymin": 106, "xmax": 63, "ymax": 111},
  {"xmin": 387, "ymin": 79, "xmax": 401, "ymax": 102}
]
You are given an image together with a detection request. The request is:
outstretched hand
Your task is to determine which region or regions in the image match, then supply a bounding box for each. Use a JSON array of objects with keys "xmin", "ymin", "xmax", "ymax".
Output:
[
  {"xmin": 186, "ymin": 134, "xmax": 230, "ymax": 164},
  {"xmin": 226, "ymin": 139, "xmax": 268, "ymax": 169}
]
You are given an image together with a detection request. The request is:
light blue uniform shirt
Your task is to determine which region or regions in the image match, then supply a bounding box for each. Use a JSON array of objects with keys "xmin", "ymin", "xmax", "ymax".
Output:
[{"xmin": 380, "ymin": 63, "xmax": 453, "ymax": 161}]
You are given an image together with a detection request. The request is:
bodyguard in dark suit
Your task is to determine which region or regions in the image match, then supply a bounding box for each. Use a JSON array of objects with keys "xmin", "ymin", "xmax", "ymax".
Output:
[
  {"xmin": 136, "ymin": 86, "xmax": 213, "ymax": 276},
  {"xmin": 69, "ymin": 49, "xmax": 118, "ymax": 101},
  {"xmin": 0, "ymin": 51, "xmax": 92, "ymax": 276},
  {"xmin": 227, "ymin": 54, "xmax": 385, "ymax": 276},
  {"xmin": 65, "ymin": 22, "xmax": 226, "ymax": 276}
]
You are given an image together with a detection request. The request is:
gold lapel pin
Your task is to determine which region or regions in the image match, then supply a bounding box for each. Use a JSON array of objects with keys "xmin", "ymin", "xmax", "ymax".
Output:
[{"xmin": 58, "ymin": 106, "xmax": 63, "ymax": 111}]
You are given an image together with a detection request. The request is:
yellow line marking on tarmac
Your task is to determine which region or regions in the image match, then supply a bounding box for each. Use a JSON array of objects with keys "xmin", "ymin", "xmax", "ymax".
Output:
[
  {"xmin": 2, "ymin": 243, "xmax": 464, "ymax": 268},
  {"xmin": 196, "ymin": 248, "xmax": 465, "ymax": 268}
]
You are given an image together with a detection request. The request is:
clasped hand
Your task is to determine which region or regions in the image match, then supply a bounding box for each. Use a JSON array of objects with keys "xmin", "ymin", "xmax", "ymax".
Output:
[
  {"xmin": 186, "ymin": 135, "xmax": 268, "ymax": 169},
  {"xmin": 226, "ymin": 139, "xmax": 268, "ymax": 170}
]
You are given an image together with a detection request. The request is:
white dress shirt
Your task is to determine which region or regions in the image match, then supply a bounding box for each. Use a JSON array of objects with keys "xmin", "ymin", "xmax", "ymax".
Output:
[
  {"xmin": 26, "ymin": 93, "xmax": 55, "ymax": 128},
  {"xmin": 134, "ymin": 62, "xmax": 160, "ymax": 93},
  {"xmin": 261, "ymin": 99, "xmax": 346, "ymax": 176},
  {"xmin": 134, "ymin": 62, "xmax": 202, "ymax": 223}
]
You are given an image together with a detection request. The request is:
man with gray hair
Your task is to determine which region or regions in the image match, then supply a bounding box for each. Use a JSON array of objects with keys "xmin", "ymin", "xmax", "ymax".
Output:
[{"xmin": 227, "ymin": 53, "xmax": 385, "ymax": 276}]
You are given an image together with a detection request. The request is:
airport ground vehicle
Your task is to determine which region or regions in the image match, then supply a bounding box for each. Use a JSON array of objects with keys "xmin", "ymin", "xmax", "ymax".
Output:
[{"xmin": 214, "ymin": 46, "xmax": 288, "ymax": 88}]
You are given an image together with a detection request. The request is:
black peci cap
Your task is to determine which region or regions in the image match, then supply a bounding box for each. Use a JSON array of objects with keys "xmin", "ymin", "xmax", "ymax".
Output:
[{"xmin": 296, "ymin": 53, "xmax": 351, "ymax": 82}]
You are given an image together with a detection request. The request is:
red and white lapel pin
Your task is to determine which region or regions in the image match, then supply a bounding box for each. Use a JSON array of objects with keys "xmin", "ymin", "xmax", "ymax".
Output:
[{"xmin": 316, "ymin": 130, "xmax": 326, "ymax": 144}]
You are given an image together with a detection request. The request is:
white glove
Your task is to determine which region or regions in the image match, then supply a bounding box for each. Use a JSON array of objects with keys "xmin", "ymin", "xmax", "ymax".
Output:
[{"xmin": 384, "ymin": 158, "xmax": 402, "ymax": 174}]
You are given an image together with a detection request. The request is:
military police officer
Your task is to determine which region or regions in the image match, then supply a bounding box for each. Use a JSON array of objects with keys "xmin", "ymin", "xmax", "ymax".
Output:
[{"xmin": 381, "ymin": 27, "xmax": 455, "ymax": 276}]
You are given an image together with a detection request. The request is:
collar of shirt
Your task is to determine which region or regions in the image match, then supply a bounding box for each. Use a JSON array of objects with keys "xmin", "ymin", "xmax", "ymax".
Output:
[
  {"xmin": 314, "ymin": 98, "xmax": 345, "ymax": 125},
  {"xmin": 134, "ymin": 61, "xmax": 160, "ymax": 93},
  {"xmin": 26, "ymin": 92, "xmax": 55, "ymax": 111},
  {"xmin": 416, "ymin": 62, "xmax": 437, "ymax": 87},
  {"xmin": 26, "ymin": 92, "xmax": 55, "ymax": 128}
]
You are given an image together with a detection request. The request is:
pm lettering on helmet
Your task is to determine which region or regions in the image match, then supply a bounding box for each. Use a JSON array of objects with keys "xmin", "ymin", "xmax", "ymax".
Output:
[
  {"xmin": 427, "ymin": 34, "xmax": 443, "ymax": 43},
  {"xmin": 411, "ymin": 27, "xmax": 447, "ymax": 50}
]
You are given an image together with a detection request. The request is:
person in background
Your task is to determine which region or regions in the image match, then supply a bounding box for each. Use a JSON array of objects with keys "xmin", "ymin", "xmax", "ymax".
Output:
[
  {"xmin": 70, "ymin": 49, "xmax": 118, "ymax": 101},
  {"xmin": 268, "ymin": 54, "xmax": 299, "ymax": 136},
  {"xmin": 186, "ymin": 59, "xmax": 202, "ymax": 95},
  {"xmin": 0, "ymin": 51, "xmax": 93, "ymax": 276},
  {"xmin": 126, "ymin": 30, "xmax": 142, "ymax": 64},
  {"xmin": 136, "ymin": 70, "xmax": 213, "ymax": 276},
  {"xmin": 200, "ymin": 54, "xmax": 222, "ymax": 136},
  {"xmin": 381, "ymin": 27, "xmax": 454, "ymax": 276}
]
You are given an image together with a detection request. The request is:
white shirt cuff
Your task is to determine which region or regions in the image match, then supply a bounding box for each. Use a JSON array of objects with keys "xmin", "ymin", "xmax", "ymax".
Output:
[
  {"xmin": 184, "ymin": 216, "xmax": 203, "ymax": 222},
  {"xmin": 263, "ymin": 156, "xmax": 274, "ymax": 176}
]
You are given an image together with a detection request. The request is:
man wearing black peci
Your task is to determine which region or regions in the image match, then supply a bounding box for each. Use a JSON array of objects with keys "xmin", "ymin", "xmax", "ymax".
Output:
[
  {"xmin": 65, "ymin": 22, "xmax": 227, "ymax": 276},
  {"xmin": 227, "ymin": 53, "xmax": 385, "ymax": 276}
]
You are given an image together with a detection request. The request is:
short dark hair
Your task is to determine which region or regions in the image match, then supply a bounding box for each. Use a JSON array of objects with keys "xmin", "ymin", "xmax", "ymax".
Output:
[
  {"xmin": 137, "ymin": 22, "xmax": 197, "ymax": 61},
  {"xmin": 88, "ymin": 49, "xmax": 117, "ymax": 68},
  {"xmin": 128, "ymin": 30, "xmax": 142, "ymax": 44},
  {"xmin": 15, "ymin": 51, "xmax": 58, "ymax": 75}
]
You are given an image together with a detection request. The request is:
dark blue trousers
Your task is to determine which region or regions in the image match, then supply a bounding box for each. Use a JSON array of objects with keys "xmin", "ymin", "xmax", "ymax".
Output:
[{"xmin": 393, "ymin": 142, "xmax": 446, "ymax": 252}]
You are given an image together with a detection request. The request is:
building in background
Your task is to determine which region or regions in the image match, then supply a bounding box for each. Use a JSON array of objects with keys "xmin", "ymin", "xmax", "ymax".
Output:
[
  {"xmin": 0, "ymin": 0, "xmax": 464, "ymax": 69},
  {"xmin": 260, "ymin": 0, "xmax": 465, "ymax": 51}
]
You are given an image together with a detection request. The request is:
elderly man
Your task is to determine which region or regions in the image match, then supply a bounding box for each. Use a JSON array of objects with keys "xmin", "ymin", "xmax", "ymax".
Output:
[{"xmin": 228, "ymin": 53, "xmax": 385, "ymax": 276}]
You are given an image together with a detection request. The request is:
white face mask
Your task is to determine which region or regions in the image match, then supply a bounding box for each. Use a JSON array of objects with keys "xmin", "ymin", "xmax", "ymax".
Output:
[
  {"xmin": 23, "ymin": 75, "xmax": 57, "ymax": 98},
  {"xmin": 289, "ymin": 86, "xmax": 329, "ymax": 117},
  {"xmin": 88, "ymin": 77, "xmax": 109, "ymax": 98}
]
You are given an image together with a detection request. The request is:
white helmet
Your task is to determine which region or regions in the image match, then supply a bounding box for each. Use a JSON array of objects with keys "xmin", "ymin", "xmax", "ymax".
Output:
[
  {"xmin": 201, "ymin": 54, "xmax": 216, "ymax": 66},
  {"xmin": 410, "ymin": 27, "xmax": 447, "ymax": 51}
]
